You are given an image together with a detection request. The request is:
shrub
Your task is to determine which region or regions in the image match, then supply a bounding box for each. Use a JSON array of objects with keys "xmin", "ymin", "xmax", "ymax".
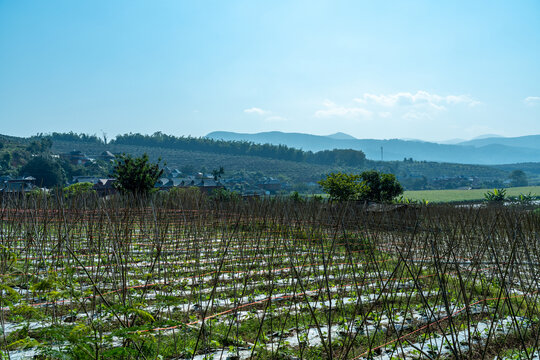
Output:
[
  {"xmin": 210, "ymin": 188, "xmax": 240, "ymax": 202},
  {"xmin": 484, "ymin": 188, "xmax": 506, "ymax": 202},
  {"xmin": 515, "ymin": 192, "xmax": 534, "ymax": 204},
  {"xmin": 63, "ymin": 182, "xmax": 96, "ymax": 197}
]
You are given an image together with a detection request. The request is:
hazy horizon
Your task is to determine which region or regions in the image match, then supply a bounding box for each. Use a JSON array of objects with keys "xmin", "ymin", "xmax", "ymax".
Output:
[
  {"xmin": 1, "ymin": 1, "xmax": 539, "ymax": 142},
  {"xmin": 4, "ymin": 128, "xmax": 540, "ymax": 145}
]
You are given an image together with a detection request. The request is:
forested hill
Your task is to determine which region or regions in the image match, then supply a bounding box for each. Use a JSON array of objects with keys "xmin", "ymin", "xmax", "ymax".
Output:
[
  {"xmin": 206, "ymin": 131, "xmax": 540, "ymax": 165},
  {"xmin": 457, "ymin": 134, "xmax": 540, "ymax": 149},
  {"xmin": 35, "ymin": 132, "xmax": 511, "ymax": 186},
  {"xmin": 35, "ymin": 132, "xmax": 368, "ymax": 167},
  {"xmin": 1, "ymin": 131, "xmax": 526, "ymax": 189}
]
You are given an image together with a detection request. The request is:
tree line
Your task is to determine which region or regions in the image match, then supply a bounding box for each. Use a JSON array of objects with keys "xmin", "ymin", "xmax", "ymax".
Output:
[{"xmin": 34, "ymin": 131, "xmax": 367, "ymax": 167}]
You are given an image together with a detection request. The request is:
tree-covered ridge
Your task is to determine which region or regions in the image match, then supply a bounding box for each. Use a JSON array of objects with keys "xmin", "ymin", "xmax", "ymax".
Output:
[
  {"xmin": 206, "ymin": 131, "xmax": 540, "ymax": 165},
  {"xmin": 37, "ymin": 132, "xmax": 367, "ymax": 167},
  {"xmin": 9, "ymin": 131, "xmax": 531, "ymax": 191},
  {"xmin": 35, "ymin": 132, "xmax": 516, "ymax": 189},
  {"xmin": 33, "ymin": 132, "xmax": 104, "ymax": 144}
]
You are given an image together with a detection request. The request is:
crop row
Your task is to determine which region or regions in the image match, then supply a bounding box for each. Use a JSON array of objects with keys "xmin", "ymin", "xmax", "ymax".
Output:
[{"xmin": 1, "ymin": 194, "xmax": 539, "ymax": 359}]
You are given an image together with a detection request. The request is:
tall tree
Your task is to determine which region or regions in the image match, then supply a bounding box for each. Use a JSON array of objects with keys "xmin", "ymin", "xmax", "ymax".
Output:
[
  {"xmin": 318, "ymin": 170, "xmax": 403, "ymax": 202},
  {"xmin": 509, "ymin": 169, "xmax": 528, "ymax": 187},
  {"xmin": 19, "ymin": 156, "xmax": 66, "ymax": 188},
  {"xmin": 357, "ymin": 170, "xmax": 404, "ymax": 202},
  {"xmin": 317, "ymin": 172, "xmax": 363, "ymax": 201},
  {"xmin": 112, "ymin": 153, "xmax": 163, "ymax": 195}
]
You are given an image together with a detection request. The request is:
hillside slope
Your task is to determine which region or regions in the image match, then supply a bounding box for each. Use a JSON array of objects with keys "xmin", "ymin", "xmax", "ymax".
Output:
[
  {"xmin": 51, "ymin": 140, "xmax": 341, "ymax": 183},
  {"xmin": 457, "ymin": 134, "xmax": 540, "ymax": 149},
  {"xmin": 206, "ymin": 131, "xmax": 540, "ymax": 164},
  {"xmin": 50, "ymin": 139, "xmax": 507, "ymax": 185},
  {"xmin": 0, "ymin": 133, "xmax": 514, "ymax": 189}
]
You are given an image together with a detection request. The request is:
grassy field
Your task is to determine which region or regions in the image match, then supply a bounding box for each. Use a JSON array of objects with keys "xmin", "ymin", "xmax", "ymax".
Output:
[{"xmin": 404, "ymin": 185, "xmax": 540, "ymax": 203}]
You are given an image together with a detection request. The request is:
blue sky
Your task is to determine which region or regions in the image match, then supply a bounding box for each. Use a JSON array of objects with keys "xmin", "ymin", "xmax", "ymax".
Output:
[{"xmin": 1, "ymin": 1, "xmax": 539, "ymax": 141}]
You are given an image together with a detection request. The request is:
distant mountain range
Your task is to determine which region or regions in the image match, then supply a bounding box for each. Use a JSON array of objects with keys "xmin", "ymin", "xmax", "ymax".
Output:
[{"xmin": 206, "ymin": 131, "xmax": 540, "ymax": 165}]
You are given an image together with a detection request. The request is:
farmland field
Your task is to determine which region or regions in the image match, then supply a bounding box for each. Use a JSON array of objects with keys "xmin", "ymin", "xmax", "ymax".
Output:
[
  {"xmin": 1, "ymin": 193, "xmax": 540, "ymax": 359},
  {"xmin": 404, "ymin": 186, "xmax": 540, "ymax": 203}
]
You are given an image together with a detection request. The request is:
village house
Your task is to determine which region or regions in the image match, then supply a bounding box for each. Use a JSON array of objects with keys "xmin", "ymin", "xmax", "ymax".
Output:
[
  {"xmin": 97, "ymin": 151, "xmax": 116, "ymax": 162},
  {"xmin": 156, "ymin": 176, "xmax": 225, "ymax": 194},
  {"xmin": 60, "ymin": 150, "xmax": 92, "ymax": 165},
  {"xmin": 256, "ymin": 177, "xmax": 283, "ymax": 194},
  {"xmin": 92, "ymin": 178, "xmax": 117, "ymax": 196},
  {"xmin": 71, "ymin": 175, "xmax": 100, "ymax": 184},
  {"xmin": 0, "ymin": 176, "xmax": 37, "ymax": 194}
]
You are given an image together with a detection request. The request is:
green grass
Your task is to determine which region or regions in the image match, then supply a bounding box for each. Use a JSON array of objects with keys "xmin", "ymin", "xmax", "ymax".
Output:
[{"xmin": 403, "ymin": 186, "xmax": 540, "ymax": 203}]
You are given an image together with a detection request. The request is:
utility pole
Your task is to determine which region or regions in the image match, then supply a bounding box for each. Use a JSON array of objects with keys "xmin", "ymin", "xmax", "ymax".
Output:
[{"xmin": 381, "ymin": 146, "xmax": 384, "ymax": 161}]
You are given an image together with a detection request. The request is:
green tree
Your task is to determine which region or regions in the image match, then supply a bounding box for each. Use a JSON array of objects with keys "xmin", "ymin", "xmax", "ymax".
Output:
[
  {"xmin": 0, "ymin": 152, "xmax": 11, "ymax": 170},
  {"xmin": 64, "ymin": 182, "xmax": 96, "ymax": 197},
  {"xmin": 509, "ymin": 170, "xmax": 528, "ymax": 187},
  {"xmin": 318, "ymin": 171, "xmax": 403, "ymax": 202},
  {"xmin": 85, "ymin": 159, "xmax": 113, "ymax": 177},
  {"xmin": 112, "ymin": 153, "xmax": 163, "ymax": 195},
  {"xmin": 26, "ymin": 138, "xmax": 52, "ymax": 154},
  {"xmin": 357, "ymin": 170, "xmax": 404, "ymax": 202},
  {"xmin": 19, "ymin": 156, "xmax": 66, "ymax": 188},
  {"xmin": 317, "ymin": 172, "xmax": 363, "ymax": 201},
  {"xmin": 58, "ymin": 158, "xmax": 85, "ymax": 181}
]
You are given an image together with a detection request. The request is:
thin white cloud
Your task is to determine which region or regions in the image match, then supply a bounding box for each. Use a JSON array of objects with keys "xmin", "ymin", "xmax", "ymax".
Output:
[
  {"xmin": 524, "ymin": 96, "xmax": 540, "ymax": 105},
  {"xmin": 341, "ymin": 90, "xmax": 481, "ymax": 123},
  {"xmin": 315, "ymin": 99, "xmax": 372, "ymax": 119},
  {"xmin": 244, "ymin": 107, "xmax": 269, "ymax": 115},
  {"xmin": 354, "ymin": 91, "xmax": 479, "ymax": 108}
]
